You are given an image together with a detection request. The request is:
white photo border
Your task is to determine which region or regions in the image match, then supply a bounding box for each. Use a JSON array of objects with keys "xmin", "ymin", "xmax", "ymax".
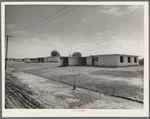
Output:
[{"xmin": 1, "ymin": 1, "xmax": 149, "ymax": 117}]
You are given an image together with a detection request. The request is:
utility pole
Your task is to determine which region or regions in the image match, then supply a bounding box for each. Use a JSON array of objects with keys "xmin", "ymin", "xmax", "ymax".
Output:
[{"xmin": 5, "ymin": 35, "xmax": 13, "ymax": 70}]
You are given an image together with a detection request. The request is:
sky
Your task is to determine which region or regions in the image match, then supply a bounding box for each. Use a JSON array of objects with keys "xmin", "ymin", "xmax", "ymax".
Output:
[{"xmin": 5, "ymin": 5, "xmax": 144, "ymax": 58}]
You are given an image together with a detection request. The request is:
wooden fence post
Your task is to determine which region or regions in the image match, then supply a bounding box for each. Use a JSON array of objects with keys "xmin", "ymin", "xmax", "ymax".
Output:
[{"xmin": 113, "ymin": 87, "xmax": 114, "ymax": 95}]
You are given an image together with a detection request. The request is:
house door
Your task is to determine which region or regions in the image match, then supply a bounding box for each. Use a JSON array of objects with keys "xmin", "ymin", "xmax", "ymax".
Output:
[
  {"xmin": 92, "ymin": 58, "xmax": 95, "ymax": 66},
  {"xmin": 82, "ymin": 58, "xmax": 86, "ymax": 66},
  {"xmin": 38, "ymin": 58, "xmax": 40, "ymax": 62},
  {"xmin": 41, "ymin": 58, "xmax": 44, "ymax": 62},
  {"xmin": 63, "ymin": 58, "xmax": 68, "ymax": 66}
]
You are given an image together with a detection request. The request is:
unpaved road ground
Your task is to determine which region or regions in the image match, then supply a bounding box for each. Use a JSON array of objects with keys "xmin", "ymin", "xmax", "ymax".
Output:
[
  {"xmin": 5, "ymin": 67, "xmax": 143, "ymax": 109},
  {"xmin": 8, "ymin": 62, "xmax": 143, "ymax": 102}
]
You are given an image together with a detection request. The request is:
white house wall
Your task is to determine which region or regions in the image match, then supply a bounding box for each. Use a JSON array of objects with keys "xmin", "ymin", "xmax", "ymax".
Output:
[
  {"xmin": 95, "ymin": 61, "xmax": 98, "ymax": 66},
  {"xmin": 98, "ymin": 55, "xmax": 118, "ymax": 67},
  {"xmin": 24, "ymin": 58, "xmax": 32, "ymax": 62},
  {"xmin": 18, "ymin": 59, "xmax": 22, "ymax": 62},
  {"xmin": 34, "ymin": 59, "xmax": 38, "ymax": 62},
  {"xmin": 86, "ymin": 57, "xmax": 92, "ymax": 65},
  {"xmin": 24, "ymin": 58, "xmax": 38, "ymax": 63},
  {"xmin": 46, "ymin": 57, "xmax": 60, "ymax": 62},
  {"xmin": 117, "ymin": 55, "xmax": 139, "ymax": 66},
  {"xmin": 43, "ymin": 57, "xmax": 48, "ymax": 62},
  {"xmin": 68, "ymin": 57, "xmax": 82, "ymax": 66}
]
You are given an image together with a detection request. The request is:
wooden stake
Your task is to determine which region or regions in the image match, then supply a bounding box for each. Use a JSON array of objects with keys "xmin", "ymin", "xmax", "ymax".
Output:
[
  {"xmin": 99, "ymin": 92, "xmax": 101, "ymax": 101},
  {"xmin": 113, "ymin": 87, "xmax": 114, "ymax": 95}
]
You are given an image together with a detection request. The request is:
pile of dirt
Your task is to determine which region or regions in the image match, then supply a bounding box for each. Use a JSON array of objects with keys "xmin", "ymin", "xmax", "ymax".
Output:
[{"xmin": 5, "ymin": 72, "xmax": 44, "ymax": 109}]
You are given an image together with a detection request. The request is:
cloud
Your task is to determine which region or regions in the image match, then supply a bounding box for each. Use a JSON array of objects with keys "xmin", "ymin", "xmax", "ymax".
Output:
[
  {"xmin": 96, "ymin": 30, "xmax": 118, "ymax": 41},
  {"xmin": 25, "ymin": 38, "xmax": 39, "ymax": 43},
  {"xmin": 43, "ymin": 34, "xmax": 48, "ymax": 37},
  {"xmin": 128, "ymin": 5, "xmax": 144, "ymax": 9},
  {"xmin": 11, "ymin": 30, "xmax": 28, "ymax": 35},
  {"xmin": 99, "ymin": 6, "xmax": 130, "ymax": 17},
  {"xmin": 81, "ymin": 15, "xmax": 93, "ymax": 23},
  {"xmin": 96, "ymin": 30, "xmax": 114, "ymax": 36},
  {"xmin": 101, "ymin": 42, "xmax": 107, "ymax": 46},
  {"xmin": 127, "ymin": 5, "xmax": 144, "ymax": 13},
  {"xmin": 6, "ymin": 23, "xmax": 16, "ymax": 30},
  {"xmin": 114, "ymin": 39, "xmax": 126, "ymax": 45},
  {"xmin": 94, "ymin": 30, "xmax": 122, "ymax": 47}
]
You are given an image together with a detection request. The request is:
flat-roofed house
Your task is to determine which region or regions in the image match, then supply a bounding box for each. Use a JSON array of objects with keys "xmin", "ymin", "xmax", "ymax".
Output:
[
  {"xmin": 86, "ymin": 56, "xmax": 98, "ymax": 66},
  {"xmin": 16, "ymin": 58, "xmax": 24, "ymax": 62},
  {"xmin": 46, "ymin": 56, "xmax": 61, "ymax": 62},
  {"xmin": 96, "ymin": 54, "xmax": 138, "ymax": 67},
  {"xmin": 61, "ymin": 57, "xmax": 87, "ymax": 66},
  {"xmin": 42, "ymin": 56, "xmax": 61, "ymax": 62},
  {"xmin": 24, "ymin": 56, "xmax": 61, "ymax": 63},
  {"xmin": 116, "ymin": 54, "xmax": 138, "ymax": 67},
  {"xmin": 7, "ymin": 58, "xmax": 14, "ymax": 62},
  {"xmin": 24, "ymin": 58, "xmax": 38, "ymax": 63},
  {"xmin": 61, "ymin": 54, "xmax": 139, "ymax": 67}
]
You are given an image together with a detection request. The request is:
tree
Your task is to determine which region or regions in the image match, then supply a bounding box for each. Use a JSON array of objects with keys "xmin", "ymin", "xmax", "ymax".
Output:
[
  {"xmin": 72, "ymin": 52, "xmax": 82, "ymax": 57},
  {"xmin": 139, "ymin": 58, "xmax": 144, "ymax": 65},
  {"xmin": 51, "ymin": 50, "xmax": 60, "ymax": 57}
]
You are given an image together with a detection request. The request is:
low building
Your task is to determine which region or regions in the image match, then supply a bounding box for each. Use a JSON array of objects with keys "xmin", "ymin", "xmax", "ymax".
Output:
[
  {"xmin": 24, "ymin": 56, "xmax": 61, "ymax": 63},
  {"xmin": 9, "ymin": 58, "xmax": 24, "ymax": 62},
  {"xmin": 16, "ymin": 58, "xmax": 24, "ymax": 62},
  {"xmin": 61, "ymin": 54, "xmax": 139, "ymax": 67},
  {"xmin": 24, "ymin": 58, "xmax": 38, "ymax": 63},
  {"xmin": 44, "ymin": 56, "xmax": 61, "ymax": 62},
  {"xmin": 7, "ymin": 58, "xmax": 14, "ymax": 61},
  {"xmin": 61, "ymin": 57, "xmax": 86, "ymax": 66}
]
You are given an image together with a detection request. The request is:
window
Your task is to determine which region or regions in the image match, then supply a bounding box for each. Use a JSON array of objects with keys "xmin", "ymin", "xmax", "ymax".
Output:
[
  {"xmin": 134, "ymin": 57, "xmax": 137, "ymax": 63},
  {"xmin": 128, "ymin": 57, "xmax": 131, "ymax": 63},
  {"xmin": 94, "ymin": 57, "xmax": 98, "ymax": 61},
  {"xmin": 120, "ymin": 56, "xmax": 124, "ymax": 63}
]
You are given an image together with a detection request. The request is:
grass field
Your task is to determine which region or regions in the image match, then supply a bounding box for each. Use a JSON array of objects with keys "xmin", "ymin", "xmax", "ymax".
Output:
[{"xmin": 7, "ymin": 61, "xmax": 144, "ymax": 102}]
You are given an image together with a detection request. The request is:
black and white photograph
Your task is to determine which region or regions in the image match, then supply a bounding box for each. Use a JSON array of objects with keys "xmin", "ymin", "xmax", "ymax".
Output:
[{"xmin": 2, "ymin": 1, "xmax": 149, "ymax": 117}]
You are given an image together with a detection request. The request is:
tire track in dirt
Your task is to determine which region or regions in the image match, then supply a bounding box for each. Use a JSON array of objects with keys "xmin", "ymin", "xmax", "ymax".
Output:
[{"xmin": 5, "ymin": 72, "xmax": 53, "ymax": 109}]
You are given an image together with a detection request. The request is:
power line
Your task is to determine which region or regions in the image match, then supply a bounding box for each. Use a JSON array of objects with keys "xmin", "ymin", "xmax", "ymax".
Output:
[
  {"xmin": 26, "ymin": 6, "xmax": 69, "ymax": 30},
  {"xmin": 15, "ymin": 6, "xmax": 48, "ymax": 30},
  {"xmin": 13, "ymin": 6, "xmax": 69, "ymax": 38},
  {"xmin": 15, "ymin": 6, "xmax": 66, "ymax": 31},
  {"xmin": 5, "ymin": 35, "xmax": 13, "ymax": 70},
  {"xmin": 14, "ymin": 6, "xmax": 79, "ymax": 38},
  {"xmin": 17, "ymin": 6, "xmax": 69, "ymax": 35},
  {"xmin": 25, "ymin": 6, "xmax": 79, "ymax": 33}
]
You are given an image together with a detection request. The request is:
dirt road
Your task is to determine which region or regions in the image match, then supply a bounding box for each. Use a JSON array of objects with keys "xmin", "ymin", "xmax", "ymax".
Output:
[{"xmin": 5, "ymin": 68, "xmax": 143, "ymax": 109}]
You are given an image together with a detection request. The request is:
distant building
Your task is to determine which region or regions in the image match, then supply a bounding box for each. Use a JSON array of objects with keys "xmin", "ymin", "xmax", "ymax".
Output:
[
  {"xmin": 24, "ymin": 56, "xmax": 61, "ymax": 63},
  {"xmin": 16, "ymin": 58, "xmax": 24, "ymax": 62},
  {"xmin": 24, "ymin": 58, "xmax": 38, "ymax": 63},
  {"xmin": 61, "ymin": 54, "xmax": 139, "ymax": 67},
  {"xmin": 7, "ymin": 58, "xmax": 24, "ymax": 62},
  {"xmin": 44, "ymin": 56, "xmax": 61, "ymax": 62}
]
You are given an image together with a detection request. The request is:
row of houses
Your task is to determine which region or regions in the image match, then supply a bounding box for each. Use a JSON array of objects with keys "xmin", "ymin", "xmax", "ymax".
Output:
[
  {"xmin": 24, "ymin": 56, "xmax": 61, "ymax": 63},
  {"xmin": 7, "ymin": 54, "xmax": 139, "ymax": 67},
  {"xmin": 7, "ymin": 56, "xmax": 61, "ymax": 63},
  {"xmin": 7, "ymin": 58, "xmax": 24, "ymax": 62}
]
